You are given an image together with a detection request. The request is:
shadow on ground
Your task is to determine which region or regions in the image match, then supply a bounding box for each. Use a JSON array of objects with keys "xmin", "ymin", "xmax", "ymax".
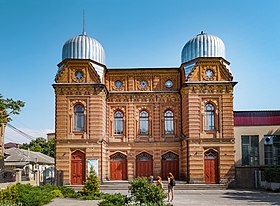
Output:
[{"xmin": 222, "ymin": 190, "xmax": 280, "ymax": 205}]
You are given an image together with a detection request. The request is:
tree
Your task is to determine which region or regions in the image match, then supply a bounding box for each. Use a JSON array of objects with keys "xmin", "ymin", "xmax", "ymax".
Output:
[
  {"xmin": 21, "ymin": 137, "xmax": 55, "ymax": 157},
  {"xmin": 0, "ymin": 94, "xmax": 25, "ymax": 124},
  {"xmin": 81, "ymin": 167, "xmax": 100, "ymax": 197}
]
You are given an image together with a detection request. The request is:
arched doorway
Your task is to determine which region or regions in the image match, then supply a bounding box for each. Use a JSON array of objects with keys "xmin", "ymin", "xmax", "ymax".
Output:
[
  {"xmin": 71, "ymin": 150, "xmax": 85, "ymax": 185},
  {"xmin": 136, "ymin": 152, "xmax": 153, "ymax": 177},
  {"xmin": 161, "ymin": 152, "xmax": 179, "ymax": 180},
  {"xmin": 204, "ymin": 149, "xmax": 219, "ymax": 184},
  {"xmin": 110, "ymin": 152, "xmax": 127, "ymax": 180}
]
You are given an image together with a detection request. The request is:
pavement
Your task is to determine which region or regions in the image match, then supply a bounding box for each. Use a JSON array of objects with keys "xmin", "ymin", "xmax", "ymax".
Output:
[{"xmin": 45, "ymin": 189, "xmax": 280, "ymax": 206}]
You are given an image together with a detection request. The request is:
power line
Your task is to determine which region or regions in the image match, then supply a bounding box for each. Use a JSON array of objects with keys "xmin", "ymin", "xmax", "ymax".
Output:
[{"xmin": 6, "ymin": 123, "xmax": 36, "ymax": 141}]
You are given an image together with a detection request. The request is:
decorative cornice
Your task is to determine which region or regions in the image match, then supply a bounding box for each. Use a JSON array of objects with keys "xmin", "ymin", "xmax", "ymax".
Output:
[{"xmin": 53, "ymin": 84, "xmax": 107, "ymax": 96}]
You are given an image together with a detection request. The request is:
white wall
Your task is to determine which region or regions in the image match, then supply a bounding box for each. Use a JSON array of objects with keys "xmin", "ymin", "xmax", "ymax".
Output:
[{"xmin": 234, "ymin": 125, "xmax": 280, "ymax": 166}]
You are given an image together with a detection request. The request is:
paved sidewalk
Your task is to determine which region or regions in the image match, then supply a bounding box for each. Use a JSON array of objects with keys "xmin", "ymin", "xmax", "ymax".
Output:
[{"xmin": 46, "ymin": 189, "xmax": 280, "ymax": 206}]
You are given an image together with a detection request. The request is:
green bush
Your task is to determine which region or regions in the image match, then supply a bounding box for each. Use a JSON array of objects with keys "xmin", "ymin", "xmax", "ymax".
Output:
[
  {"xmin": 38, "ymin": 184, "xmax": 76, "ymax": 198},
  {"xmin": 0, "ymin": 185, "xmax": 17, "ymax": 204},
  {"xmin": 15, "ymin": 183, "xmax": 55, "ymax": 206},
  {"xmin": 80, "ymin": 168, "xmax": 100, "ymax": 197},
  {"xmin": 50, "ymin": 189, "xmax": 63, "ymax": 197},
  {"xmin": 98, "ymin": 193, "xmax": 127, "ymax": 206},
  {"xmin": 0, "ymin": 183, "xmax": 82, "ymax": 205},
  {"xmin": 264, "ymin": 167, "xmax": 280, "ymax": 183},
  {"xmin": 128, "ymin": 177, "xmax": 167, "ymax": 205},
  {"xmin": 56, "ymin": 186, "xmax": 76, "ymax": 197}
]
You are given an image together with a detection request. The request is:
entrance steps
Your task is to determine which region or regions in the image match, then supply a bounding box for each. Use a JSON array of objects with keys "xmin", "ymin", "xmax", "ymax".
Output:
[{"xmin": 69, "ymin": 181, "xmax": 227, "ymax": 191}]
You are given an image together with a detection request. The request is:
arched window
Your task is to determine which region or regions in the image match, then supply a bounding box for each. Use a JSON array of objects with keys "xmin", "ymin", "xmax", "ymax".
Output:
[
  {"xmin": 114, "ymin": 111, "xmax": 123, "ymax": 135},
  {"xmin": 139, "ymin": 111, "xmax": 149, "ymax": 135},
  {"xmin": 164, "ymin": 110, "xmax": 174, "ymax": 134},
  {"xmin": 204, "ymin": 103, "xmax": 215, "ymax": 130},
  {"xmin": 74, "ymin": 104, "xmax": 84, "ymax": 131}
]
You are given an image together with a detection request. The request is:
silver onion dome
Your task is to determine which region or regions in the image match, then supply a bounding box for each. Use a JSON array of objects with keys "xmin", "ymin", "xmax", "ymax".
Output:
[
  {"xmin": 181, "ymin": 32, "xmax": 225, "ymax": 64},
  {"xmin": 62, "ymin": 33, "xmax": 106, "ymax": 65}
]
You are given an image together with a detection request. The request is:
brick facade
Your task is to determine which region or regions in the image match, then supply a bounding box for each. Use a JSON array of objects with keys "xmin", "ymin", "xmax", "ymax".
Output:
[{"xmin": 54, "ymin": 57, "xmax": 236, "ymax": 185}]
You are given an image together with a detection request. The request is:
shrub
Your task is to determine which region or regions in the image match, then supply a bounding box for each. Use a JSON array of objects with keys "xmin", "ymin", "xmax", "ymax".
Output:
[
  {"xmin": 264, "ymin": 167, "xmax": 280, "ymax": 183},
  {"xmin": 98, "ymin": 193, "xmax": 127, "ymax": 206},
  {"xmin": 80, "ymin": 167, "xmax": 100, "ymax": 197},
  {"xmin": 128, "ymin": 177, "xmax": 167, "ymax": 205},
  {"xmin": 50, "ymin": 189, "xmax": 63, "ymax": 197},
  {"xmin": 0, "ymin": 185, "xmax": 18, "ymax": 204},
  {"xmin": 15, "ymin": 183, "xmax": 55, "ymax": 206},
  {"xmin": 56, "ymin": 186, "xmax": 76, "ymax": 198}
]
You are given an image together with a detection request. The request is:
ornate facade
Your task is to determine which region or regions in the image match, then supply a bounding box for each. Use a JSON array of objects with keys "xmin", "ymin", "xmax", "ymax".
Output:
[{"xmin": 53, "ymin": 31, "xmax": 236, "ymax": 185}]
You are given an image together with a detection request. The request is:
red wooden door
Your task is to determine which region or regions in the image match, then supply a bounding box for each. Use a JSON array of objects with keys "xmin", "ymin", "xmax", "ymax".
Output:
[
  {"xmin": 204, "ymin": 150, "xmax": 218, "ymax": 184},
  {"xmin": 161, "ymin": 152, "xmax": 179, "ymax": 180},
  {"xmin": 71, "ymin": 150, "xmax": 85, "ymax": 185},
  {"xmin": 110, "ymin": 153, "xmax": 127, "ymax": 180},
  {"xmin": 136, "ymin": 153, "xmax": 153, "ymax": 177}
]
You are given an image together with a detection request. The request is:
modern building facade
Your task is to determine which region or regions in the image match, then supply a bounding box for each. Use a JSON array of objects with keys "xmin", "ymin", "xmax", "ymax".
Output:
[
  {"xmin": 234, "ymin": 110, "xmax": 280, "ymax": 188},
  {"xmin": 235, "ymin": 110, "xmax": 280, "ymax": 167},
  {"xmin": 53, "ymin": 30, "xmax": 236, "ymax": 185}
]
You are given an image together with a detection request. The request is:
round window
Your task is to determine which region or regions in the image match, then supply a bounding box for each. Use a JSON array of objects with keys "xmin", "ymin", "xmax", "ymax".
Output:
[
  {"xmin": 115, "ymin": 80, "xmax": 122, "ymax": 88},
  {"xmin": 140, "ymin": 80, "xmax": 147, "ymax": 88},
  {"xmin": 165, "ymin": 80, "xmax": 173, "ymax": 88},
  {"xmin": 75, "ymin": 71, "xmax": 84, "ymax": 80}
]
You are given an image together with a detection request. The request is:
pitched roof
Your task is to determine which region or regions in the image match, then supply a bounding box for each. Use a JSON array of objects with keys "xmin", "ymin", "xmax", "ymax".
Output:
[
  {"xmin": 4, "ymin": 142, "xmax": 21, "ymax": 149},
  {"xmin": 4, "ymin": 148, "xmax": 54, "ymax": 166}
]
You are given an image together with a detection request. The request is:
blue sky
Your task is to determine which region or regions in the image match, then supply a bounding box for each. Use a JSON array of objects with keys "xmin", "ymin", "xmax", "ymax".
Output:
[{"xmin": 1, "ymin": 0, "xmax": 280, "ymax": 143}]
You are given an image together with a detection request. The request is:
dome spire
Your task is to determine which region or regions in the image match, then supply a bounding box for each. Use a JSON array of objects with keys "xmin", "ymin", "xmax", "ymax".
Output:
[{"xmin": 82, "ymin": 9, "xmax": 86, "ymax": 35}]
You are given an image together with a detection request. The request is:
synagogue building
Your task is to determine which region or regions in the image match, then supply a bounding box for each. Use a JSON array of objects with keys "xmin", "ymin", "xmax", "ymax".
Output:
[{"xmin": 53, "ymin": 30, "xmax": 236, "ymax": 185}]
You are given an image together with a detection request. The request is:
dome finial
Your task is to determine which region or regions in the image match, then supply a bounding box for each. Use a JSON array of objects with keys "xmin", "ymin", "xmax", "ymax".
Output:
[
  {"xmin": 201, "ymin": 31, "xmax": 204, "ymax": 34},
  {"xmin": 82, "ymin": 9, "xmax": 86, "ymax": 35}
]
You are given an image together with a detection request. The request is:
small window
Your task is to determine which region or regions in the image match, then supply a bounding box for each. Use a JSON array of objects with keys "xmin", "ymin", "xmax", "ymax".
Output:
[
  {"xmin": 165, "ymin": 80, "xmax": 173, "ymax": 88},
  {"xmin": 265, "ymin": 135, "xmax": 280, "ymax": 166},
  {"xmin": 164, "ymin": 110, "xmax": 174, "ymax": 134},
  {"xmin": 139, "ymin": 111, "xmax": 149, "ymax": 135},
  {"xmin": 114, "ymin": 111, "xmax": 123, "ymax": 135},
  {"xmin": 74, "ymin": 104, "xmax": 84, "ymax": 131},
  {"xmin": 204, "ymin": 103, "xmax": 215, "ymax": 130},
  {"xmin": 140, "ymin": 80, "xmax": 147, "ymax": 88},
  {"xmin": 115, "ymin": 80, "xmax": 122, "ymax": 88}
]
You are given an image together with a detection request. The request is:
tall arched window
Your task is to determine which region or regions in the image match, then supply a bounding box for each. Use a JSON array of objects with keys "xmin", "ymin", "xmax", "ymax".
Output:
[
  {"xmin": 114, "ymin": 111, "xmax": 123, "ymax": 135},
  {"xmin": 139, "ymin": 111, "xmax": 149, "ymax": 135},
  {"xmin": 204, "ymin": 103, "xmax": 215, "ymax": 130},
  {"xmin": 164, "ymin": 110, "xmax": 174, "ymax": 134},
  {"xmin": 74, "ymin": 104, "xmax": 84, "ymax": 131}
]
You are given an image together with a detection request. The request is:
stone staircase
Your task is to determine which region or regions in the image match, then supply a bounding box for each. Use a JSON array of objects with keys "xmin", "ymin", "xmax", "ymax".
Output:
[{"xmin": 69, "ymin": 181, "xmax": 227, "ymax": 191}]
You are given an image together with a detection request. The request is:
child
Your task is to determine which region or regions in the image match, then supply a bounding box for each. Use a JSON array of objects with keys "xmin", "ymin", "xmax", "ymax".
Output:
[{"xmin": 156, "ymin": 176, "xmax": 163, "ymax": 189}]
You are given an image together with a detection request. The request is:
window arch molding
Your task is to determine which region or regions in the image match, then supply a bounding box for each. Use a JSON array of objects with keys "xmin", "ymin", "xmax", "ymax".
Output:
[
  {"xmin": 163, "ymin": 109, "xmax": 174, "ymax": 135},
  {"xmin": 114, "ymin": 110, "xmax": 124, "ymax": 135},
  {"xmin": 110, "ymin": 152, "xmax": 127, "ymax": 161},
  {"xmin": 203, "ymin": 102, "xmax": 217, "ymax": 131},
  {"xmin": 161, "ymin": 151, "xmax": 178, "ymax": 160},
  {"xmin": 139, "ymin": 110, "xmax": 149, "ymax": 135},
  {"xmin": 111, "ymin": 107, "xmax": 126, "ymax": 136},
  {"xmin": 74, "ymin": 103, "xmax": 85, "ymax": 131},
  {"xmin": 136, "ymin": 152, "xmax": 153, "ymax": 161}
]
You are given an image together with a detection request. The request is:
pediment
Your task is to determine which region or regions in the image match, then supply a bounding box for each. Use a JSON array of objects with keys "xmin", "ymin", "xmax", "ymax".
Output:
[
  {"xmin": 55, "ymin": 60, "xmax": 101, "ymax": 83},
  {"xmin": 185, "ymin": 58, "xmax": 233, "ymax": 82}
]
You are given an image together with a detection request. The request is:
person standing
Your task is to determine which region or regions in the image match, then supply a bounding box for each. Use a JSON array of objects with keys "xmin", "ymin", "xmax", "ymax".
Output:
[
  {"xmin": 156, "ymin": 176, "xmax": 163, "ymax": 190},
  {"xmin": 167, "ymin": 172, "xmax": 175, "ymax": 202}
]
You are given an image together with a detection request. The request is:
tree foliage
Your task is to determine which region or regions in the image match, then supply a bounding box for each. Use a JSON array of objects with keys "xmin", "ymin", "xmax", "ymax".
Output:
[
  {"xmin": 20, "ymin": 137, "xmax": 55, "ymax": 157},
  {"xmin": 0, "ymin": 94, "xmax": 25, "ymax": 124},
  {"xmin": 81, "ymin": 167, "xmax": 100, "ymax": 197},
  {"xmin": 129, "ymin": 177, "xmax": 167, "ymax": 205}
]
